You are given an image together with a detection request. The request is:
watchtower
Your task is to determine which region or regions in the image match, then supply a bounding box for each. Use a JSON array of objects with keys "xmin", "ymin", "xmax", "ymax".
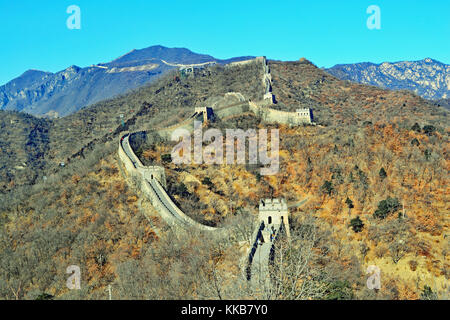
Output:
[
  {"xmin": 194, "ymin": 106, "xmax": 214, "ymax": 122},
  {"xmin": 296, "ymin": 108, "xmax": 313, "ymax": 123},
  {"xmin": 263, "ymin": 92, "xmax": 275, "ymax": 104},
  {"xmin": 180, "ymin": 66, "xmax": 194, "ymax": 78},
  {"xmin": 258, "ymin": 198, "xmax": 290, "ymax": 239}
]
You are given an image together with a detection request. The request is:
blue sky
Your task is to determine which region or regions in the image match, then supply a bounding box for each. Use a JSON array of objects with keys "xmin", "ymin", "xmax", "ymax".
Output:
[{"xmin": 1, "ymin": 0, "xmax": 449, "ymax": 85}]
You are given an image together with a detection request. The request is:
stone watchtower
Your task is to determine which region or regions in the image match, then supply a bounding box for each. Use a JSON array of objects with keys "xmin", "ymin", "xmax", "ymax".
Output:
[
  {"xmin": 180, "ymin": 66, "xmax": 194, "ymax": 77},
  {"xmin": 246, "ymin": 198, "xmax": 290, "ymax": 284},
  {"xmin": 194, "ymin": 106, "xmax": 214, "ymax": 122},
  {"xmin": 296, "ymin": 108, "xmax": 313, "ymax": 123},
  {"xmin": 258, "ymin": 198, "xmax": 291, "ymax": 240}
]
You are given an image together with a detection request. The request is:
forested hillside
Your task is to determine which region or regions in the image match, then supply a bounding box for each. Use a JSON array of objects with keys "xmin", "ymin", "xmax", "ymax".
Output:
[
  {"xmin": 0, "ymin": 111, "xmax": 50, "ymax": 192},
  {"xmin": 0, "ymin": 59, "xmax": 447, "ymax": 300}
]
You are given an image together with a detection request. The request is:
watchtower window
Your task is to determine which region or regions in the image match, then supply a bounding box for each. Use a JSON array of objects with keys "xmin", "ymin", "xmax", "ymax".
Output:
[
  {"xmin": 268, "ymin": 216, "xmax": 272, "ymax": 224},
  {"xmin": 151, "ymin": 174, "xmax": 154, "ymax": 179}
]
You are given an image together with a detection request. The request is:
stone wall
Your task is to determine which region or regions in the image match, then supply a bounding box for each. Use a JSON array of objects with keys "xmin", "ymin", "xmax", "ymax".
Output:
[
  {"xmin": 214, "ymin": 101, "xmax": 250, "ymax": 118},
  {"xmin": 248, "ymin": 101, "xmax": 313, "ymax": 125},
  {"xmin": 140, "ymin": 178, "xmax": 181, "ymax": 227},
  {"xmin": 225, "ymin": 56, "xmax": 264, "ymax": 69},
  {"xmin": 194, "ymin": 106, "xmax": 214, "ymax": 122},
  {"xmin": 258, "ymin": 198, "xmax": 290, "ymax": 238},
  {"xmin": 117, "ymin": 55, "xmax": 310, "ymax": 285},
  {"xmin": 141, "ymin": 166, "xmax": 167, "ymax": 189},
  {"xmin": 261, "ymin": 57, "xmax": 275, "ymax": 105},
  {"xmin": 118, "ymin": 139, "xmax": 138, "ymax": 178},
  {"xmin": 156, "ymin": 112, "xmax": 205, "ymax": 139},
  {"xmin": 118, "ymin": 131, "xmax": 226, "ymax": 234},
  {"xmin": 150, "ymin": 178, "xmax": 220, "ymax": 232},
  {"xmin": 246, "ymin": 198, "xmax": 289, "ymax": 286},
  {"xmin": 121, "ymin": 133, "xmax": 167, "ymax": 186}
]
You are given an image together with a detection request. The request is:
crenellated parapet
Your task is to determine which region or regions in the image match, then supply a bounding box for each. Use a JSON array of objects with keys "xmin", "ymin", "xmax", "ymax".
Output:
[
  {"xmin": 194, "ymin": 106, "xmax": 214, "ymax": 122},
  {"xmin": 261, "ymin": 56, "xmax": 275, "ymax": 105},
  {"xmin": 258, "ymin": 198, "xmax": 290, "ymax": 238},
  {"xmin": 117, "ymin": 55, "xmax": 312, "ymax": 289},
  {"xmin": 246, "ymin": 198, "xmax": 290, "ymax": 286},
  {"xmin": 140, "ymin": 166, "xmax": 167, "ymax": 189},
  {"xmin": 118, "ymin": 131, "xmax": 227, "ymax": 233}
]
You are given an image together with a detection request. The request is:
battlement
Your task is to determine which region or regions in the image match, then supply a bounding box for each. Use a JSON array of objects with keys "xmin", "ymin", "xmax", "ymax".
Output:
[
  {"xmin": 180, "ymin": 66, "xmax": 194, "ymax": 77},
  {"xmin": 258, "ymin": 198, "xmax": 290, "ymax": 240},
  {"xmin": 141, "ymin": 166, "xmax": 167, "ymax": 188},
  {"xmin": 296, "ymin": 108, "xmax": 313, "ymax": 122},
  {"xmin": 259, "ymin": 198, "xmax": 288, "ymax": 212},
  {"xmin": 194, "ymin": 106, "xmax": 214, "ymax": 122}
]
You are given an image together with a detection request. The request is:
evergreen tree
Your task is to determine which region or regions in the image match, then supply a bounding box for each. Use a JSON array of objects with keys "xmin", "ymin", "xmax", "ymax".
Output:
[
  {"xmin": 411, "ymin": 122, "xmax": 421, "ymax": 132},
  {"xmin": 321, "ymin": 181, "xmax": 333, "ymax": 196},
  {"xmin": 423, "ymin": 125, "xmax": 436, "ymax": 136},
  {"xmin": 349, "ymin": 216, "xmax": 364, "ymax": 233},
  {"xmin": 374, "ymin": 197, "xmax": 401, "ymax": 219},
  {"xmin": 345, "ymin": 197, "xmax": 354, "ymax": 209},
  {"xmin": 420, "ymin": 285, "xmax": 438, "ymax": 300},
  {"xmin": 379, "ymin": 167, "xmax": 387, "ymax": 179}
]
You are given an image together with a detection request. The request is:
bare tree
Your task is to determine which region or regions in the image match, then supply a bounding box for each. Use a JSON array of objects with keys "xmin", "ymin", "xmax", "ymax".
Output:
[{"xmin": 243, "ymin": 216, "xmax": 362, "ymax": 300}]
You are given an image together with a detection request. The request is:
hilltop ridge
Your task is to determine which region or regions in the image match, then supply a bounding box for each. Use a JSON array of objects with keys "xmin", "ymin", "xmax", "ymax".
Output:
[
  {"xmin": 0, "ymin": 45, "xmax": 254, "ymax": 117},
  {"xmin": 326, "ymin": 58, "xmax": 450, "ymax": 101}
]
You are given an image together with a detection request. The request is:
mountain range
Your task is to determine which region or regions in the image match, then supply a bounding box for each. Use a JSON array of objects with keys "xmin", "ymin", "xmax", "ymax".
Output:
[
  {"xmin": 0, "ymin": 45, "xmax": 253, "ymax": 117},
  {"xmin": 2, "ymin": 47, "xmax": 449, "ymax": 118},
  {"xmin": 326, "ymin": 58, "xmax": 449, "ymax": 102}
]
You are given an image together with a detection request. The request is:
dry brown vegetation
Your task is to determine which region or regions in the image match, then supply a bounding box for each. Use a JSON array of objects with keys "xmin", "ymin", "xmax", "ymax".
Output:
[
  {"xmin": 132, "ymin": 60, "xmax": 448, "ymax": 299},
  {"xmin": 0, "ymin": 59, "xmax": 448, "ymax": 300},
  {"xmin": 0, "ymin": 112, "xmax": 49, "ymax": 192}
]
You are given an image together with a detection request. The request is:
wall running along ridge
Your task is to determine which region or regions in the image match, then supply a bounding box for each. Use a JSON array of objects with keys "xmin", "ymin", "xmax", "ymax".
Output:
[
  {"xmin": 119, "ymin": 133, "xmax": 221, "ymax": 232},
  {"xmin": 118, "ymin": 56, "xmax": 311, "ymax": 284}
]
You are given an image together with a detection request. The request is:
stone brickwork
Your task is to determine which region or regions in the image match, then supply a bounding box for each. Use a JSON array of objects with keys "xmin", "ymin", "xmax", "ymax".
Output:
[
  {"xmin": 246, "ymin": 198, "xmax": 290, "ymax": 286},
  {"xmin": 119, "ymin": 132, "xmax": 222, "ymax": 232},
  {"xmin": 258, "ymin": 198, "xmax": 290, "ymax": 238},
  {"xmin": 194, "ymin": 106, "xmax": 214, "ymax": 122},
  {"xmin": 117, "ymin": 56, "xmax": 315, "ymax": 289}
]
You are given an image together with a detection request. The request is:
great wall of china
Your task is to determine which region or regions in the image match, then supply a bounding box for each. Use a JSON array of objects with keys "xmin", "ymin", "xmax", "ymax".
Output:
[{"xmin": 118, "ymin": 56, "xmax": 312, "ymax": 286}]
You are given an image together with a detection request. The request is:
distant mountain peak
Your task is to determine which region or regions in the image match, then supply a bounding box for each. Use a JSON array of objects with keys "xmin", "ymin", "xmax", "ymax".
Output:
[
  {"xmin": 65, "ymin": 65, "xmax": 81, "ymax": 72},
  {"xmin": 23, "ymin": 69, "xmax": 49, "ymax": 74},
  {"xmin": 421, "ymin": 57, "xmax": 444, "ymax": 65},
  {"xmin": 19, "ymin": 69, "xmax": 52, "ymax": 79},
  {"xmin": 0, "ymin": 45, "xmax": 254, "ymax": 116},
  {"xmin": 111, "ymin": 49, "xmax": 137, "ymax": 63},
  {"xmin": 1, "ymin": 69, "xmax": 52, "ymax": 90},
  {"xmin": 109, "ymin": 45, "xmax": 216, "ymax": 66}
]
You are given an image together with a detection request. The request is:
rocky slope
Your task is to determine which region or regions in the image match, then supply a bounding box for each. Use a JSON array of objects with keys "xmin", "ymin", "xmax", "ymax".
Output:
[
  {"xmin": 0, "ymin": 45, "xmax": 253, "ymax": 117},
  {"xmin": 326, "ymin": 58, "xmax": 449, "ymax": 101}
]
